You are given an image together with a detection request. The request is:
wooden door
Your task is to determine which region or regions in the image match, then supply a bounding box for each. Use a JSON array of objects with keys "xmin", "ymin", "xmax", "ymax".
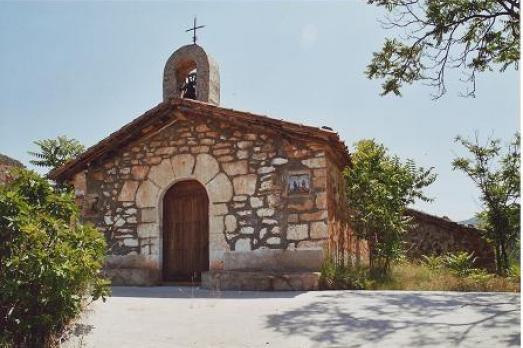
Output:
[{"xmin": 163, "ymin": 180, "xmax": 209, "ymax": 282}]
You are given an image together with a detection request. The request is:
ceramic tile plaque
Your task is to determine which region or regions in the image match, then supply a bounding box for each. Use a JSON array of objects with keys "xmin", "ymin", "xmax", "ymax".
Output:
[{"xmin": 288, "ymin": 174, "xmax": 310, "ymax": 194}]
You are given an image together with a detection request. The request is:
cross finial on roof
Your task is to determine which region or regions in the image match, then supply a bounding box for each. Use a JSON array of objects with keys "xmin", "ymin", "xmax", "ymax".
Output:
[{"xmin": 185, "ymin": 17, "xmax": 205, "ymax": 44}]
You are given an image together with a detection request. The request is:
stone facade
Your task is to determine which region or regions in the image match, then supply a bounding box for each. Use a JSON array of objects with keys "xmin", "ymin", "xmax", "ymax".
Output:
[
  {"xmin": 67, "ymin": 106, "xmax": 349, "ymax": 285},
  {"xmin": 405, "ymin": 209, "xmax": 495, "ymax": 269},
  {"xmin": 50, "ymin": 43, "xmax": 354, "ymax": 288}
]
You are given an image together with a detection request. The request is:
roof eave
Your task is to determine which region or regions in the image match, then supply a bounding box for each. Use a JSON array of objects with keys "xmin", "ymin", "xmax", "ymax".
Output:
[{"xmin": 49, "ymin": 98, "xmax": 351, "ymax": 181}]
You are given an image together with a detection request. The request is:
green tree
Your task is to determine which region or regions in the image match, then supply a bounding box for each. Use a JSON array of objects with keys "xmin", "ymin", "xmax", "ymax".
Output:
[
  {"xmin": 28, "ymin": 136, "xmax": 85, "ymax": 172},
  {"xmin": 452, "ymin": 132, "xmax": 520, "ymax": 275},
  {"xmin": 0, "ymin": 169, "xmax": 109, "ymax": 347},
  {"xmin": 366, "ymin": 0, "xmax": 520, "ymax": 98},
  {"xmin": 345, "ymin": 139, "xmax": 436, "ymax": 276}
]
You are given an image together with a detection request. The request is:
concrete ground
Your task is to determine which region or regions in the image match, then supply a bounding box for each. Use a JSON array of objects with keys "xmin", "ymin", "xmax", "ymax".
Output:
[{"xmin": 65, "ymin": 287, "xmax": 520, "ymax": 348}]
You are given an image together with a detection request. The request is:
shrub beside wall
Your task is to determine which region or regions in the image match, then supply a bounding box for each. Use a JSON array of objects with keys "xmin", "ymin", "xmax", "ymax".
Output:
[{"xmin": 0, "ymin": 169, "xmax": 109, "ymax": 347}]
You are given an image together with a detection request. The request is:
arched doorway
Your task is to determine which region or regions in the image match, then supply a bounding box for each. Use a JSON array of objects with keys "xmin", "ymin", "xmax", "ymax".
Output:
[{"xmin": 163, "ymin": 180, "xmax": 209, "ymax": 282}]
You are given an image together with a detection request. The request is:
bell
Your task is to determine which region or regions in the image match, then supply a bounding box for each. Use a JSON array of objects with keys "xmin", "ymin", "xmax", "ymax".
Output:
[{"xmin": 182, "ymin": 72, "xmax": 197, "ymax": 100}]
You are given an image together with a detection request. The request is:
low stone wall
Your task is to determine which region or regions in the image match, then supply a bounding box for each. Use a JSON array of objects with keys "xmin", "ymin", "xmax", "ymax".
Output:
[
  {"xmin": 201, "ymin": 249, "xmax": 324, "ymax": 291},
  {"xmin": 104, "ymin": 255, "xmax": 160, "ymax": 285},
  {"xmin": 201, "ymin": 270, "xmax": 320, "ymax": 291},
  {"xmin": 405, "ymin": 209, "xmax": 495, "ymax": 269},
  {"xmin": 223, "ymin": 249, "xmax": 324, "ymax": 272},
  {"xmin": 105, "ymin": 247, "xmax": 325, "ymax": 286}
]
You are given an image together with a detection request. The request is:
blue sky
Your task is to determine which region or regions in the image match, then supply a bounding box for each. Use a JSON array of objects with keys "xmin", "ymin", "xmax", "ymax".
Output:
[{"xmin": 0, "ymin": 1, "xmax": 519, "ymax": 221}]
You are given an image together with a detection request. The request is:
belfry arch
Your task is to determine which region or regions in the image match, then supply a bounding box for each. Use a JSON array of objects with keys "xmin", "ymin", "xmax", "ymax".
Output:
[{"xmin": 163, "ymin": 44, "xmax": 220, "ymax": 105}]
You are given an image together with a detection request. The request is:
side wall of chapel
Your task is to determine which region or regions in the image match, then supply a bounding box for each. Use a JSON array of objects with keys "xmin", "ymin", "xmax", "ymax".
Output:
[{"xmin": 325, "ymin": 158, "xmax": 366, "ymax": 266}]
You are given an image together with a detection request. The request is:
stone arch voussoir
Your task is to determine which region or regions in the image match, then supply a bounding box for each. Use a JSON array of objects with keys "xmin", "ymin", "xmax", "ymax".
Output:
[{"xmin": 135, "ymin": 153, "xmax": 233, "ymax": 272}]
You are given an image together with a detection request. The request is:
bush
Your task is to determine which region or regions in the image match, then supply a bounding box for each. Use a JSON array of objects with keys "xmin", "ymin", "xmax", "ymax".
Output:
[
  {"xmin": 467, "ymin": 269, "xmax": 495, "ymax": 283},
  {"xmin": 0, "ymin": 169, "xmax": 110, "ymax": 347},
  {"xmin": 320, "ymin": 259, "xmax": 368, "ymax": 290},
  {"xmin": 421, "ymin": 254, "xmax": 444, "ymax": 272},
  {"xmin": 508, "ymin": 262, "xmax": 521, "ymax": 283},
  {"xmin": 444, "ymin": 251, "xmax": 478, "ymax": 277}
]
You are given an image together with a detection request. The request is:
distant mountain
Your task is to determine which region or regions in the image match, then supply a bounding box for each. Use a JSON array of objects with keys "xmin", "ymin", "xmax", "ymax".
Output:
[{"xmin": 459, "ymin": 216, "xmax": 480, "ymax": 227}]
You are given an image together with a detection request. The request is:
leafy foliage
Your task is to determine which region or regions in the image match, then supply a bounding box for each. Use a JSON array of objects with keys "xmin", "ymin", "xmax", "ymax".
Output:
[
  {"xmin": 444, "ymin": 251, "xmax": 478, "ymax": 277},
  {"xmin": 508, "ymin": 262, "xmax": 521, "ymax": 283},
  {"xmin": 344, "ymin": 139, "xmax": 436, "ymax": 276},
  {"xmin": 366, "ymin": 0, "xmax": 520, "ymax": 98},
  {"xmin": 0, "ymin": 169, "xmax": 109, "ymax": 347},
  {"xmin": 28, "ymin": 136, "xmax": 85, "ymax": 172},
  {"xmin": 466, "ymin": 268, "xmax": 496, "ymax": 283},
  {"xmin": 320, "ymin": 259, "xmax": 368, "ymax": 290},
  {"xmin": 452, "ymin": 132, "xmax": 520, "ymax": 275},
  {"xmin": 421, "ymin": 254, "xmax": 444, "ymax": 271}
]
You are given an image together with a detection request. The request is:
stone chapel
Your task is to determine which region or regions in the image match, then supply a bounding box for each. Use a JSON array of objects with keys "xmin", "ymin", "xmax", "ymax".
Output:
[{"xmin": 49, "ymin": 43, "xmax": 356, "ymax": 290}]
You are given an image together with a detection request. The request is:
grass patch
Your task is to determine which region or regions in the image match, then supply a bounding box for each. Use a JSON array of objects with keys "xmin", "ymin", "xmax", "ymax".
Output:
[
  {"xmin": 321, "ymin": 260, "xmax": 520, "ymax": 292},
  {"xmin": 370, "ymin": 262, "xmax": 520, "ymax": 292}
]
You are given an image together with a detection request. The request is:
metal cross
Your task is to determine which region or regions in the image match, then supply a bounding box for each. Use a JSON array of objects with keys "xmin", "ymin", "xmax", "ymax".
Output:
[{"xmin": 185, "ymin": 17, "xmax": 205, "ymax": 44}]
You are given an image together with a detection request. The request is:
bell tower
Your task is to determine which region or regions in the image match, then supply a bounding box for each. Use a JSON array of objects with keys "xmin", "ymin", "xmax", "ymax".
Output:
[{"xmin": 163, "ymin": 43, "xmax": 220, "ymax": 105}]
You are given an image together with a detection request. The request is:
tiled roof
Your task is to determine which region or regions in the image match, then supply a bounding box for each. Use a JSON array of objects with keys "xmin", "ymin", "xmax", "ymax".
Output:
[{"xmin": 49, "ymin": 97, "xmax": 350, "ymax": 181}]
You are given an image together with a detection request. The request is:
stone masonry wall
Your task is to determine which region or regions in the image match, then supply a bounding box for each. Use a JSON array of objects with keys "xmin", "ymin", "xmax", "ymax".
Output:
[
  {"xmin": 73, "ymin": 111, "xmax": 333, "ymax": 283},
  {"xmin": 405, "ymin": 210, "xmax": 495, "ymax": 270},
  {"xmin": 325, "ymin": 158, "xmax": 366, "ymax": 265}
]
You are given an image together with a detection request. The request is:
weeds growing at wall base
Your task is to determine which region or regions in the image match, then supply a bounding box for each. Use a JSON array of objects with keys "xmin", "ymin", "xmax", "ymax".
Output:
[{"xmin": 320, "ymin": 258, "xmax": 520, "ymax": 292}]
